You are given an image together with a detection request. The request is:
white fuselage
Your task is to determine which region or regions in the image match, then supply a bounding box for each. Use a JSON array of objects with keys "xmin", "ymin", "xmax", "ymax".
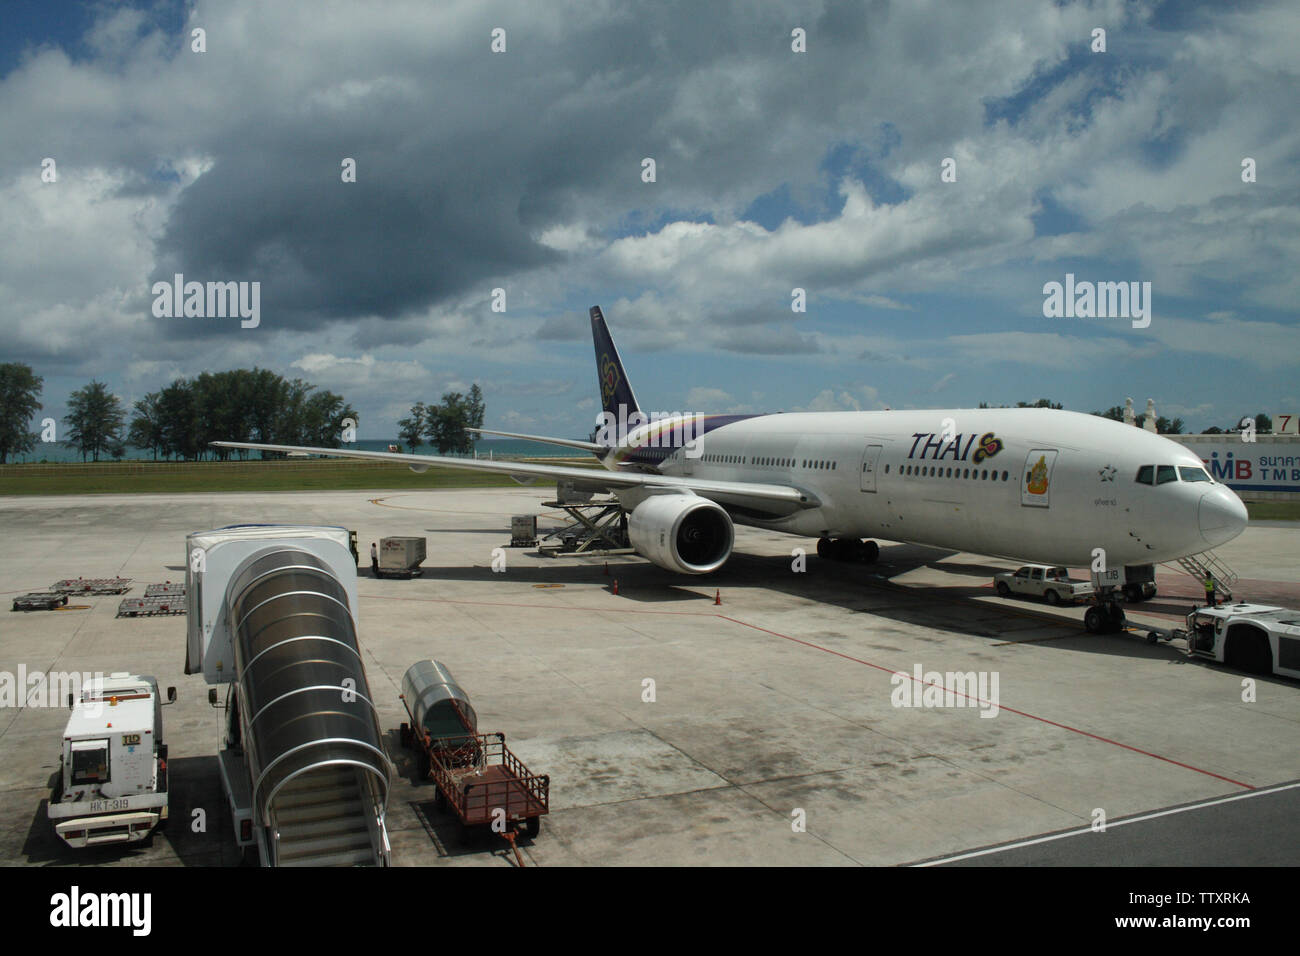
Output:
[{"xmin": 611, "ymin": 408, "xmax": 1247, "ymax": 567}]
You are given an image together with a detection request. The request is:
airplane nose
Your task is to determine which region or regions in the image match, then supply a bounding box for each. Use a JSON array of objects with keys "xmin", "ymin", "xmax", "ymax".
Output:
[{"xmin": 1198, "ymin": 489, "xmax": 1248, "ymax": 547}]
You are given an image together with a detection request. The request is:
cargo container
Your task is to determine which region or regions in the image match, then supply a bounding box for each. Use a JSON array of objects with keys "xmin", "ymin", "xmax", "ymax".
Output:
[
  {"xmin": 380, "ymin": 536, "xmax": 426, "ymax": 575},
  {"xmin": 511, "ymin": 515, "xmax": 537, "ymax": 547}
]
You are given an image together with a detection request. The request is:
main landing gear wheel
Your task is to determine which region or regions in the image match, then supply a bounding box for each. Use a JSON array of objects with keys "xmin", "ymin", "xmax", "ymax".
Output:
[
  {"xmin": 817, "ymin": 537, "xmax": 879, "ymax": 563},
  {"xmin": 1085, "ymin": 604, "xmax": 1127, "ymax": 634}
]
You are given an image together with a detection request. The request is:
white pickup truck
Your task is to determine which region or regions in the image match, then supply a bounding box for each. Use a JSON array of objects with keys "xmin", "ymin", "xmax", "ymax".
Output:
[
  {"xmin": 994, "ymin": 565, "xmax": 1094, "ymax": 606},
  {"xmin": 1181, "ymin": 603, "xmax": 1300, "ymax": 678},
  {"xmin": 48, "ymin": 673, "xmax": 175, "ymax": 848}
]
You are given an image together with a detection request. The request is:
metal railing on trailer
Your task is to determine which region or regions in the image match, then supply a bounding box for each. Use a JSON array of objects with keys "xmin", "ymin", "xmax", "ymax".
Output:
[{"xmin": 429, "ymin": 732, "xmax": 549, "ymax": 836}]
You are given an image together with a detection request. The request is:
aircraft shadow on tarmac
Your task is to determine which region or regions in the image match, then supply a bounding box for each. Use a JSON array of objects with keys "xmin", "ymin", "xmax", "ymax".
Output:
[{"xmin": 397, "ymin": 541, "xmax": 1294, "ymax": 679}]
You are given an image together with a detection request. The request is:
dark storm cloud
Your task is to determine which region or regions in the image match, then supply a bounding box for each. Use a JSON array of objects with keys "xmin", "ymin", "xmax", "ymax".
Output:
[{"xmin": 132, "ymin": 1, "xmax": 843, "ymax": 341}]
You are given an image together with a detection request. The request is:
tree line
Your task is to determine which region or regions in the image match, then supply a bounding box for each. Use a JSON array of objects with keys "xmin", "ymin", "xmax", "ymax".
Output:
[
  {"xmin": 0, "ymin": 363, "xmax": 358, "ymax": 462},
  {"xmin": 397, "ymin": 385, "xmax": 486, "ymax": 454}
]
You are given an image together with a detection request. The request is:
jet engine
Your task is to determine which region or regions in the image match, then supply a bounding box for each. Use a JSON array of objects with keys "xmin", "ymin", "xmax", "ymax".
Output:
[{"xmin": 627, "ymin": 494, "xmax": 734, "ymax": 574}]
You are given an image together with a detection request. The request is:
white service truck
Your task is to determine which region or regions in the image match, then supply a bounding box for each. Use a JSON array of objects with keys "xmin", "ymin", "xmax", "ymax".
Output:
[
  {"xmin": 48, "ymin": 673, "xmax": 176, "ymax": 848},
  {"xmin": 994, "ymin": 565, "xmax": 1094, "ymax": 605},
  {"xmin": 1182, "ymin": 603, "xmax": 1300, "ymax": 678}
]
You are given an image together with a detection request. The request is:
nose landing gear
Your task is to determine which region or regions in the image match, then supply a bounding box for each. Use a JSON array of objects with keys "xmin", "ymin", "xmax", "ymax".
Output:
[{"xmin": 1084, "ymin": 594, "xmax": 1127, "ymax": 634}]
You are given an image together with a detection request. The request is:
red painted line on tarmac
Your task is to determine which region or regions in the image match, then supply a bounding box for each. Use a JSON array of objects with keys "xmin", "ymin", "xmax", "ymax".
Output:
[
  {"xmin": 359, "ymin": 590, "xmax": 1254, "ymax": 790},
  {"xmin": 716, "ymin": 614, "xmax": 1254, "ymax": 791}
]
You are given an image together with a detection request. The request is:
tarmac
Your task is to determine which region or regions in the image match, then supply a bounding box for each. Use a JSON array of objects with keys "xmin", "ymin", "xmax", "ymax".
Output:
[{"xmin": 1, "ymin": 488, "xmax": 1297, "ymax": 867}]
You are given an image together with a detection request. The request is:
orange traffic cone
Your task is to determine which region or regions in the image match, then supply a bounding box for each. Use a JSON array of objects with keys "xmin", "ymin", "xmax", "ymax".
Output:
[
  {"xmin": 713, "ymin": 589, "xmax": 721, "ymax": 605},
  {"xmin": 612, "ymin": 578, "xmax": 619, "ymax": 595}
]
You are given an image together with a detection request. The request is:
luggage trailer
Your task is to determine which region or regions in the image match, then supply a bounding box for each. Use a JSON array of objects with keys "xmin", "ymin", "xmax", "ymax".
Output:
[{"xmin": 398, "ymin": 661, "xmax": 549, "ymax": 852}]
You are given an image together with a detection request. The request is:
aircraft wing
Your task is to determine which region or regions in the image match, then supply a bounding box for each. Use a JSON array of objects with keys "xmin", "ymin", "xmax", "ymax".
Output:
[
  {"xmin": 211, "ymin": 441, "xmax": 819, "ymax": 509},
  {"xmin": 464, "ymin": 427, "xmax": 606, "ymax": 453}
]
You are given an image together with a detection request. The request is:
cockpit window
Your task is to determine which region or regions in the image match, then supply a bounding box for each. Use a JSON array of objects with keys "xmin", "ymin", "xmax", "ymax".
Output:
[
  {"xmin": 1179, "ymin": 466, "xmax": 1212, "ymax": 483},
  {"xmin": 1156, "ymin": 465, "xmax": 1178, "ymax": 485},
  {"xmin": 1135, "ymin": 465, "xmax": 1153, "ymax": 485}
]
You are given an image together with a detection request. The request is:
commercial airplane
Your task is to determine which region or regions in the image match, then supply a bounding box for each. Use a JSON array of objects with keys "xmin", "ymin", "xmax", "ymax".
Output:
[{"xmin": 215, "ymin": 306, "xmax": 1248, "ymax": 634}]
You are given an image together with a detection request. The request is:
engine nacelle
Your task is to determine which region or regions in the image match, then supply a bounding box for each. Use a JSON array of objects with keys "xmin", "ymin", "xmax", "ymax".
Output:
[{"xmin": 627, "ymin": 494, "xmax": 733, "ymax": 574}]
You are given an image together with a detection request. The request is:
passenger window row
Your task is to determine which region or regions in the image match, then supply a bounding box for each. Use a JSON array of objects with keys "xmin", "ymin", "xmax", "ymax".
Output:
[
  {"xmin": 884, "ymin": 463, "xmax": 1011, "ymax": 482},
  {"xmin": 701, "ymin": 455, "xmax": 838, "ymax": 470}
]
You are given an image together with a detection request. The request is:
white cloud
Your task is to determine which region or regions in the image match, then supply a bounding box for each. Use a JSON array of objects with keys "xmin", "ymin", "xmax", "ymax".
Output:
[
  {"xmin": 684, "ymin": 386, "xmax": 732, "ymax": 408},
  {"xmin": 0, "ymin": 0, "xmax": 1293, "ymax": 440}
]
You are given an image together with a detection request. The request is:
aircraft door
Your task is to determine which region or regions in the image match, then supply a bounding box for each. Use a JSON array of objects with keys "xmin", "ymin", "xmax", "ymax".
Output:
[
  {"xmin": 1021, "ymin": 449, "xmax": 1059, "ymax": 507},
  {"xmin": 860, "ymin": 444, "xmax": 883, "ymax": 492}
]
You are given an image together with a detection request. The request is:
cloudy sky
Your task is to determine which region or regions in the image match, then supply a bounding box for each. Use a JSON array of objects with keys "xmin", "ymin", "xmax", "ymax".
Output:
[{"xmin": 2, "ymin": 0, "xmax": 1297, "ymax": 440}]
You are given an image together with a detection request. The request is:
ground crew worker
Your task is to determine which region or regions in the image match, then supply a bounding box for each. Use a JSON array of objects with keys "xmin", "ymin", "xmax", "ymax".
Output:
[
  {"xmin": 370, "ymin": 541, "xmax": 379, "ymax": 576},
  {"xmin": 1203, "ymin": 572, "xmax": 1216, "ymax": 607}
]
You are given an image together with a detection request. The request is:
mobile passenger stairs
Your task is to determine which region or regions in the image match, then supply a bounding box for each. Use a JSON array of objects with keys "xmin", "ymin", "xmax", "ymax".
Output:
[
  {"xmin": 1165, "ymin": 549, "xmax": 1239, "ymax": 602},
  {"xmin": 187, "ymin": 525, "xmax": 394, "ymax": 867}
]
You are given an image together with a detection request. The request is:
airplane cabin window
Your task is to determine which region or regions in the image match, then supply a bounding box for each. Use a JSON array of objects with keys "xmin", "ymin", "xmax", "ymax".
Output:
[
  {"xmin": 1135, "ymin": 465, "xmax": 1153, "ymax": 485},
  {"xmin": 1156, "ymin": 465, "xmax": 1178, "ymax": 485},
  {"xmin": 1179, "ymin": 466, "xmax": 1211, "ymax": 483}
]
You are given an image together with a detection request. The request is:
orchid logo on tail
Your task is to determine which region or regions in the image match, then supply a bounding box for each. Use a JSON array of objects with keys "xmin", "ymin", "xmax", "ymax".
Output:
[{"xmin": 600, "ymin": 354, "xmax": 620, "ymax": 406}]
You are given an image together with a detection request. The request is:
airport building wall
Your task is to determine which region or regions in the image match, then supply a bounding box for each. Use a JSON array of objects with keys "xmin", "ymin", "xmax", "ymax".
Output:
[{"xmin": 1168, "ymin": 434, "xmax": 1300, "ymax": 501}]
